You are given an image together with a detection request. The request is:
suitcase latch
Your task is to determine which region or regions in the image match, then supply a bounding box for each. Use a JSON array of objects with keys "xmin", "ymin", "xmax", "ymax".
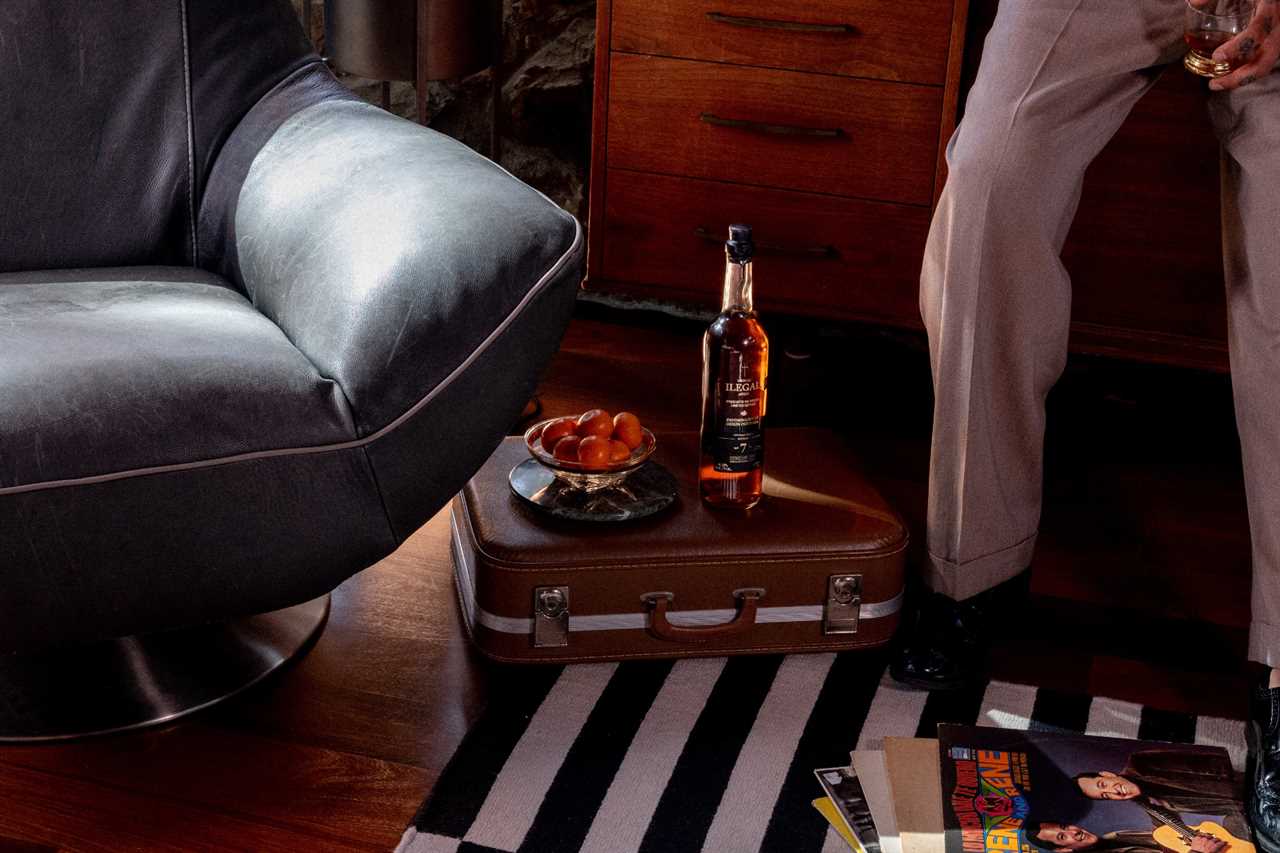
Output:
[
  {"xmin": 824, "ymin": 574, "xmax": 862, "ymax": 635},
  {"xmin": 533, "ymin": 586, "xmax": 570, "ymax": 648}
]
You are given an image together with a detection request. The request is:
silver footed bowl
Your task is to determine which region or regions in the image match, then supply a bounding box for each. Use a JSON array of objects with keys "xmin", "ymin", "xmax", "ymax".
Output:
[{"xmin": 524, "ymin": 418, "xmax": 657, "ymax": 493}]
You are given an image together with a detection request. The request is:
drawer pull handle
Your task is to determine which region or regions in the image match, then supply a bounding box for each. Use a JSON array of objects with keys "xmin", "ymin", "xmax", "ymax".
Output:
[
  {"xmin": 695, "ymin": 227, "xmax": 839, "ymax": 259},
  {"xmin": 700, "ymin": 112, "xmax": 845, "ymax": 139},
  {"xmin": 706, "ymin": 11, "xmax": 858, "ymax": 35}
]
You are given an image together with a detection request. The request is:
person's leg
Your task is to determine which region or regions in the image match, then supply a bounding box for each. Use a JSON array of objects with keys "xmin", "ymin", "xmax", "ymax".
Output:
[
  {"xmin": 1207, "ymin": 70, "xmax": 1280, "ymax": 852},
  {"xmin": 894, "ymin": 0, "xmax": 1184, "ymax": 689},
  {"xmin": 1207, "ymin": 73, "xmax": 1280, "ymax": 671},
  {"xmin": 922, "ymin": 0, "xmax": 1185, "ymax": 600}
]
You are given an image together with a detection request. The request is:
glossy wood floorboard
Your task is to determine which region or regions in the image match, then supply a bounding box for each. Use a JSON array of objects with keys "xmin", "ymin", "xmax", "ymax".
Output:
[{"xmin": 0, "ymin": 306, "xmax": 1257, "ymax": 850}]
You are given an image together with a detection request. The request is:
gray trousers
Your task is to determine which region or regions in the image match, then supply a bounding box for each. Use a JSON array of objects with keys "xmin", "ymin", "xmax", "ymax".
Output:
[{"xmin": 921, "ymin": 0, "xmax": 1280, "ymax": 664}]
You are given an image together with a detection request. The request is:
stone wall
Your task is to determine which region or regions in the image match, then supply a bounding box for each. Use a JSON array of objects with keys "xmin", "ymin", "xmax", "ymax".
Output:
[{"xmin": 292, "ymin": 0, "xmax": 595, "ymax": 220}]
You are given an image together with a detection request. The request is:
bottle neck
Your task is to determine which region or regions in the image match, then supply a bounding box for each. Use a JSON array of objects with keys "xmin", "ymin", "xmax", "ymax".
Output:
[{"xmin": 722, "ymin": 259, "xmax": 754, "ymax": 313}]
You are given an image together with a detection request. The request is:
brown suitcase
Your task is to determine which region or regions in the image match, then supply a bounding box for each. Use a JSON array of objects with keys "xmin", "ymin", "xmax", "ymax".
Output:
[{"xmin": 450, "ymin": 428, "xmax": 907, "ymax": 663}]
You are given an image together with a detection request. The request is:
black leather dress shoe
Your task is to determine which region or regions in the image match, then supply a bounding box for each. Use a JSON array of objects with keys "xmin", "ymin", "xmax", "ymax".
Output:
[
  {"xmin": 1248, "ymin": 682, "xmax": 1280, "ymax": 853},
  {"xmin": 889, "ymin": 571, "xmax": 1030, "ymax": 691}
]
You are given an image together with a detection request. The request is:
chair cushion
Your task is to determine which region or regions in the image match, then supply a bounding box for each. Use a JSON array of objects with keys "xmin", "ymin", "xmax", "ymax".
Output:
[{"xmin": 0, "ymin": 267, "xmax": 356, "ymax": 490}]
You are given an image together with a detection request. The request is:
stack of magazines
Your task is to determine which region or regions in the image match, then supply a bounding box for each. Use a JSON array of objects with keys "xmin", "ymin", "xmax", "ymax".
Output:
[{"xmin": 814, "ymin": 726, "xmax": 1255, "ymax": 853}]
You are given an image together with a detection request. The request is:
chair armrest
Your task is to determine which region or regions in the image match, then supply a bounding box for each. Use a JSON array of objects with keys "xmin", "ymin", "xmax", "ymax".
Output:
[{"xmin": 199, "ymin": 63, "xmax": 582, "ymax": 436}]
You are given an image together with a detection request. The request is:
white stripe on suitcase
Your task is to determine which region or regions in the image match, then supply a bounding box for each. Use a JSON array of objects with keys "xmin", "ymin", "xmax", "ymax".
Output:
[
  {"xmin": 580, "ymin": 658, "xmax": 728, "ymax": 853},
  {"xmin": 464, "ymin": 663, "xmax": 618, "ymax": 852},
  {"xmin": 855, "ymin": 672, "xmax": 930, "ymax": 751},
  {"xmin": 1085, "ymin": 695, "xmax": 1143, "ymax": 739},
  {"xmin": 701, "ymin": 654, "xmax": 838, "ymax": 853},
  {"xmin": 474, "ymin": 595, "xmax": 905, "ymax": 635}
]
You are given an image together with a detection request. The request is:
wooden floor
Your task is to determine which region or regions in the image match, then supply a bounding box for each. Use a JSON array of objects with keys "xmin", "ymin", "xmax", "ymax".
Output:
[{"xmin": 0, "ymin": 305, "xmax": 1258, "ymax": 851}]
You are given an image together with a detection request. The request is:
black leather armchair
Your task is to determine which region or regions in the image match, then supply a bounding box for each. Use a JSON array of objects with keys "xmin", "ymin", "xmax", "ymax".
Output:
[{"xmin": 0, "ymin": 1, "xmax": 582, "ymax": 739}]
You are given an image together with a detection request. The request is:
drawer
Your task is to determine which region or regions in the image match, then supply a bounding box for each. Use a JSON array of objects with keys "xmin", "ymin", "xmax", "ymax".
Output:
[
  {"xmin": 594, "ymin": 168, "xmax": 929, "ymax": 324},
  {"xmin": 611, "ymin": 0, "xmax": 954, "ymax": 85},
  {"xmin": 606, "ymin": 54, "xmax": 941, "ymax": 206}
]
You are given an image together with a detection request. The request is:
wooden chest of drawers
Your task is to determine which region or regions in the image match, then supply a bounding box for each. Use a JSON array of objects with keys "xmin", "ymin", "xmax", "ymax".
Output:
[
  {"xmin": 585, "ymin": 0, "xmax": 970, "ymax": 325},
  {"xmin": 586, "ymin": 0, "xmax": 1230, "ymax": 370}
]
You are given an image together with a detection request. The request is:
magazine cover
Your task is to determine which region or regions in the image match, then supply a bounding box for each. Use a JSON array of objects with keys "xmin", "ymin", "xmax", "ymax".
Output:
[
  {"xmin": 816, "ymin": 766, "xmax": 883, "ymax": 853},
  {"xmin": 937, "ymin": 725, "xmax": 1253, "ymax": 853}
]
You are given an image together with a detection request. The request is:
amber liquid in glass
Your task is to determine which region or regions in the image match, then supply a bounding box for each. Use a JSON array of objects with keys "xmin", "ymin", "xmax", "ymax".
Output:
[
  {"xmin": 700, "ymin": 228, "xmax": 768, "ymax": 509},
  {"xmin": 1184, "ymin": 28, "xmax": 1234, "ymax": 76}
]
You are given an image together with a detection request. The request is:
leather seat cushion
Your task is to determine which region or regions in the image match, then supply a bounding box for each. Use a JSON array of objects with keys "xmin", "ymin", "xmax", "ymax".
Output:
[{"xmin": 0, "ymin": 267, "xmax": 357, "ymax": 490}]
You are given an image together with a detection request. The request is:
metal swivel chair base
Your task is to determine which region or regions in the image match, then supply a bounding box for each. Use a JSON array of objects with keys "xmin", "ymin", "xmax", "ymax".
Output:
[{"xmin": 0, "ymin": 594, "xmax": 330, "ymax": 742}]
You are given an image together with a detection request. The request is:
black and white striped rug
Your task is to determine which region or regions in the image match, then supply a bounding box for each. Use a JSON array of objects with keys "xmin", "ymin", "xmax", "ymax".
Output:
[{"xmin": 396, "ymin": 653, "xmax": 1247, "ymax": 853}]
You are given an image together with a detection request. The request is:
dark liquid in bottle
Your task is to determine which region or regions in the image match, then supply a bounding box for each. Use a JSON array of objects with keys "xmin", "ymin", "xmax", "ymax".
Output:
[{"xmin": 699, "ymin": 310, "xmax": 768, "ymax": 509}]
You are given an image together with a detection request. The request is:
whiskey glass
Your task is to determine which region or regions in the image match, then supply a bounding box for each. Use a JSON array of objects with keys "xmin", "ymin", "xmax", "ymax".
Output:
[{"xmin": 1185, "ymin": 0, "xmax": 1253, "ymax": 77}]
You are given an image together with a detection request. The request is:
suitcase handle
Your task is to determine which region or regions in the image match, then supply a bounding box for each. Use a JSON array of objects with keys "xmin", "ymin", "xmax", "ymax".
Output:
[{"xmin": 641, "ymin": 588, "xmax": 765, "ymax": 643}]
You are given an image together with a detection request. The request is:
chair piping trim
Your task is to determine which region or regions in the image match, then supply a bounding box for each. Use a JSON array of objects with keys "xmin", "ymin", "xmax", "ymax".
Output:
[
  {"xmin": 179, "ymin": 0, "xmax": 198, "ymax": 264},
  {"xmin": 0, "ymin": 220, "xmax": 584, "ymax": 497}
]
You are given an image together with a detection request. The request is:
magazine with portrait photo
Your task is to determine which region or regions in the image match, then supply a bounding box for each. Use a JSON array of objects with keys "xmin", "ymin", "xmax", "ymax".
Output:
[{"xmin": 937, "ymin": 725, "xmax": 1253, "ymax": 853}]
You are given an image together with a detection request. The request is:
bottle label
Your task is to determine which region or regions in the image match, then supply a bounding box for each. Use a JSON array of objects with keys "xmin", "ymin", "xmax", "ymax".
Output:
[{"xmin": 713, "ymin": 350, "xmax": 764, "ymax": 473}]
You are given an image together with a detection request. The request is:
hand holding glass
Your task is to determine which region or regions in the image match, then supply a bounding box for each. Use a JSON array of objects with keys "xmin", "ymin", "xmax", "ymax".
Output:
[{"xmin": 1185, "ymin": 0, "xmax": 1254, "ymax": 77}]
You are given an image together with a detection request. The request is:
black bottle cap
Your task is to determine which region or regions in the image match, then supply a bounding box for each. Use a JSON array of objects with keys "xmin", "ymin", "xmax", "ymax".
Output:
[{"xmin": 726, "ymin": 223, "xmax": 754, "ymax": 262}]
